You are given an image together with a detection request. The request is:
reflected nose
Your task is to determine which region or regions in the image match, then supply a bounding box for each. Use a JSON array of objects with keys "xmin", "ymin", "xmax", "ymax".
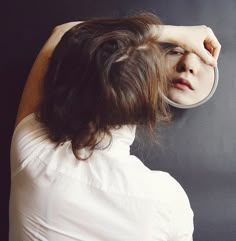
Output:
[{"xmin": 176, "ymin": 53, "xmax": 200, "ymax": 75}]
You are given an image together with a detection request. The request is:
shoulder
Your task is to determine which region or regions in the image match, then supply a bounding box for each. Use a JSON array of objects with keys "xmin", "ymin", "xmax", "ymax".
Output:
[
  {"xmin": 11, "ymin": 113, "xmax": 52, "ymax": 176},
  {"xmin": 12, "ymin": 112, "xmax": 46, "ymax": 143},
  {"xmin": 151, "ymin": 171, "xmax": 194, "ymax": 241},
  {"xmin": 124, "ymin": 161, "xmax": 191, "ymax": 206},
  {"xmin": 151, "ymin": 171, "xmax": 193, "ymax": 217},
  {"xmin": 155, "ymin": 171, "xmax": 190, "ymax": 202}
]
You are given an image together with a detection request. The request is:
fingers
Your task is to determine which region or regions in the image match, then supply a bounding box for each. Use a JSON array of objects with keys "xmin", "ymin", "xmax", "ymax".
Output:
[
  {"xmin": 211, "ymin": 38, "xmax": 221, "ymax": 60},
  {"xmin": 204, "ymin": 27, "xmax": 221, "ymax": 64},
  {"xmin": 198, "ymin": 45, "xmax": 217, "ymax": 66},
  {"xmin": 194, "ymin": 27, "xmax": 220, "ymax": 66},
  {"xmin": 207, "ymin": 31, "xmax": 221, "ymax": 59}
]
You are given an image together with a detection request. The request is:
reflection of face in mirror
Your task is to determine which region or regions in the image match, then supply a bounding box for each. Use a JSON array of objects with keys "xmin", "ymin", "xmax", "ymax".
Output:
[{"xmin": 164, "ymin": 46, "xmax": 215, "ymax": 105}]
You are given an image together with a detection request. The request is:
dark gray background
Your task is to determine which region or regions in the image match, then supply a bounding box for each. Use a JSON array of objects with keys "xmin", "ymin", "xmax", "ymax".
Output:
[{"xmin": 1, "ymin": 0, "xmax": 236, "ymax": 240}]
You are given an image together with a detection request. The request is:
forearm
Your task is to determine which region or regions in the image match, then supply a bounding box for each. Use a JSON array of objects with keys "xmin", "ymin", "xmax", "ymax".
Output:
[
  {"xmin": 15, "ymin": 22, "xmax": 83, "ymax": 127},
  {"xmin": 155, "ymin": 25, "xmax": 180, "ymax": 44},
  {"xmin": 15, "ymin": 46, "xmax": 51, "ymax": 126},
  {"xmin": 151, "ymin": 24, "xmax": 220, "ymax": 65},
  {"xmin": 15, "ymin": 28, "xmax": 67, "ymax": 126},
  {"xmin": 21, "ymin": 27, "xmax": 67, "ymax": 101},
  {"xmin": 151, "ymin": 25, "xmax": 186, "ymax": 45}
]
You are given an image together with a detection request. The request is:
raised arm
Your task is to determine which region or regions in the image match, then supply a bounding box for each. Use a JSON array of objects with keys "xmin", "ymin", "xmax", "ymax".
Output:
[
  {"xmin": 155, "ymin": 25, "xmax": 221, "ymax": 66},
  {"xmin": 14, "ymin": 22, "xmax": 82, "ymax": 128},
  {"xmin": 14, "ymin": 22, "xmax": 221, "ymax": 128}
]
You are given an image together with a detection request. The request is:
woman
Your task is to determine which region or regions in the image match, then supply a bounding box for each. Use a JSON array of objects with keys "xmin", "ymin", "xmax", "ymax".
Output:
[
  {"xmin": 164, "ymin": 45, "xmax": 215, "ymax": 105},
  {"xmin": 10, "ymin": 13, "xmax": 220, "ymax": 241}
]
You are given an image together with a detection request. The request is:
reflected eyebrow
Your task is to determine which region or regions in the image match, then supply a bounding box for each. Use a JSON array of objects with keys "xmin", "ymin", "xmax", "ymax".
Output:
[{"xmin": 160, "ymin": 43, "xmax": 178, "ymax": 49}]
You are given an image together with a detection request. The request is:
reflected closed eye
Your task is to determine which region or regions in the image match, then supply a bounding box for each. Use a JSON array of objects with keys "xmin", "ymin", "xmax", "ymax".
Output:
[
  {"xmin": 169, "ymin": 51, "xmax": 183, "ymax": 55},
  {"xmin": 167, "ymin": 47, "xmax": 185, "ymax": 55}
]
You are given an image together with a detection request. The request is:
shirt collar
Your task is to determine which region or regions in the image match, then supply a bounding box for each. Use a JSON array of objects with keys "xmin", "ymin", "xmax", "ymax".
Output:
[{"xmin": 96, "ymin": 125, "xmax": 136, "ymax": 152}]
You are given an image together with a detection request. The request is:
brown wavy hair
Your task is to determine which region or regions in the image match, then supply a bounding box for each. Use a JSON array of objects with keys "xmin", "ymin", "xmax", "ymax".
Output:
[{"xmin": 37, "ymin": 13, "xmax": 171, "ymax": 160}]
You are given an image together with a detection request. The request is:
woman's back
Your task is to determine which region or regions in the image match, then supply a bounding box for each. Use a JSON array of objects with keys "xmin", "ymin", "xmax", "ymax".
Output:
[{"xmin": 10, "ymin": 113, "xmax": 193, "ymax": 241}]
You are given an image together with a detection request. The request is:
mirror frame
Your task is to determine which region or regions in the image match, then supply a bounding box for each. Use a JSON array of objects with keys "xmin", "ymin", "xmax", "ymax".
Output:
[{"xmin": 162, "ymin": 66, "xmax": 219, "ymax": 109}]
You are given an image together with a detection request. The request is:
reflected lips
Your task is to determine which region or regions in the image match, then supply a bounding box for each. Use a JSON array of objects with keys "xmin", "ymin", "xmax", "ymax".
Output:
[{"xmin": 172, "ymin": 78, "xmax": 194, "ymax": 91}]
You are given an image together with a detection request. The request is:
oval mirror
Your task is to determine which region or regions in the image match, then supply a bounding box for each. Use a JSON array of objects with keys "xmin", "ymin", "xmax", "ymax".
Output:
[{"xmin": 161, "ymin": 44, "xmax": 219, "ymax": 109}]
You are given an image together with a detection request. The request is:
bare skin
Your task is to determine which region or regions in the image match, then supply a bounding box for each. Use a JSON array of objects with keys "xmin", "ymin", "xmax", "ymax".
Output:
[
  {"xmin": 15, "ymin": 22, "xmax": 221, "ymax": 127},
  {"xmin": 157, "ymin": 25, "xmax": 221, "ymax": 66},
  {"xmin": 165, "ymin": 46, "xmax": 215, "ymax": 105}
]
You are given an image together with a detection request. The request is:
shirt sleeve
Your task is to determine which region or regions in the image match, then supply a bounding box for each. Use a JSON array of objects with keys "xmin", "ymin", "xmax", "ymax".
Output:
[
  {"xmin": 10, "ymin": 113, "xmax": 51, "ymax": 177},
  {"xmin": 168, "ymin": 175, "xmax": 194, "ymax": 241},
  {"xmin": 152, "ymin": 172, "xmax": 194, "ymax": 241}
]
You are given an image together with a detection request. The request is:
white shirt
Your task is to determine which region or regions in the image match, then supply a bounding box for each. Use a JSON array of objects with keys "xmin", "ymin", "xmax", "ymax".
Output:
[{"xmin": 10, "ymin": 113, "xmax": 194, "ymax": 241}]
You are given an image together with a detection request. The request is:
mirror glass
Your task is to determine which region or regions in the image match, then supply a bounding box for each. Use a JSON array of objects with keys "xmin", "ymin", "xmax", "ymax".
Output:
[{"xmin": 161, "ymin": 44, "xmax": 219, "ymax": 109}]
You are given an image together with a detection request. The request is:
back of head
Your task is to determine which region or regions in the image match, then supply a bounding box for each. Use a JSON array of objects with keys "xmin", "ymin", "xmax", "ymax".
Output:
[{"xmin": 37, "ymin": 13, "xmax": 170, "ymax": 160}]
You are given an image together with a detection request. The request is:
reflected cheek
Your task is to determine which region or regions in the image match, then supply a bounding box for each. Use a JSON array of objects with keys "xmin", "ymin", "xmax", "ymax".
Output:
[{"xmin": 196, "ymin": 69, "xmax": 215, "ymax": 96}]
